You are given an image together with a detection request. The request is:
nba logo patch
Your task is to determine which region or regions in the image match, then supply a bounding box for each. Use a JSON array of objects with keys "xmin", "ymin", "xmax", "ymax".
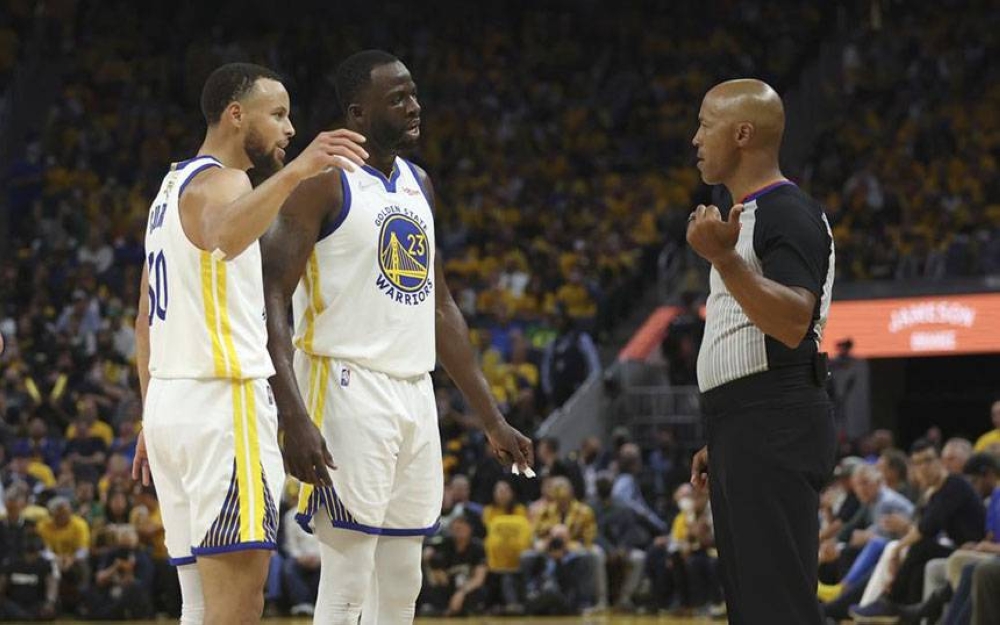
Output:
[
  {"xmin": 340, "ymin": 367, "xmax": 350, "ymax": 387},
  {"xmin": 265, "ymin": 384, "xmax": 275, "ymax": 406}
]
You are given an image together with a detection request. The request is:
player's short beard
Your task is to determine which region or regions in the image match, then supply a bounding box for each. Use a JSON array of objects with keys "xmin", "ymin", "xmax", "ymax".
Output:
[
  {"xmin": 244, "ymin": 126, "xmax": 282, "ymax": 180},
  {"xmin": 371, "ymin": 116, "xmax": 415, "ymax": 152}
]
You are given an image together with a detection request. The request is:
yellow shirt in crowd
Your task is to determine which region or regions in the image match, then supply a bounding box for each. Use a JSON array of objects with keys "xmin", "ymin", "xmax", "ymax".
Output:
[
  {"xmin": 37, "ymin": 515, "xmax": 91, "ymax": 556},
  {"xmin": 66, "ymin": 420, "xmax": 114, "ymax": 447},
  {"xmin": 533, "ymin": 500, "xmax": 597, "ymax": 549},
  {"xmin": 485, "ymin": 514, "xmax": 533, "ymax": 572},
  {"xmin": 974, "ymin": 429, "xmax": 1000, "ymax": 453}
]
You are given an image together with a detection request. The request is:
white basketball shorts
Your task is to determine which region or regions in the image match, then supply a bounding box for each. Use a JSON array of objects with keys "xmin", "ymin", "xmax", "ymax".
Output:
[
  {"xmin": 143, "ymin": 377, "xmax": 284, "ymax": 565},
  {"xmin": 293, "ymin": 352, "xmax": 444, "ymax": 537}
]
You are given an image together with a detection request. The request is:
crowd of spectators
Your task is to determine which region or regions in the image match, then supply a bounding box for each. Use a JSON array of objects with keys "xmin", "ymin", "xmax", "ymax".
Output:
[
  {"xmin": 1, "ymin": 0, "xmax": 999, "ymax": 620},
  {"xmin": 804, "ymin": 0, "xmax": 1000, "ymax": 281},
  {"xmin": 815, "ymin": 403, "xmax": 1000, "ymax": 624}
]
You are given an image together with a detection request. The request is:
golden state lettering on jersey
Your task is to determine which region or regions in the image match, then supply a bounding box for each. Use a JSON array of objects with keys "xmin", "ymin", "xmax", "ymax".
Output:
[
  {"xmin": 374, "ymin": 205, "xmax": 434, "ymax": 306},
  {"xmin": 291, "ymin": 158, "xmax": 437, "ymax": 378}
]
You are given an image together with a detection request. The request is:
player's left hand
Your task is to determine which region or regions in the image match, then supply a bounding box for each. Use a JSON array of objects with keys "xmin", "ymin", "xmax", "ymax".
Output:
[
  {"xmin": 485, "ymin": 421, "xmax": 534, "ymax": 474},
  {"xmin": 686, "ymin": 203, "xmax": 743, "ymax": 265},
  {"xmin": 131, "ymin": 429, "xmax": 151, "ymax": 486}
]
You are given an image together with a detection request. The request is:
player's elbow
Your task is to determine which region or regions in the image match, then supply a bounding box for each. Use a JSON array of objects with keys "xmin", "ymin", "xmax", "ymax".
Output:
[
  {"xmin": 209, "ymin": 234, "xmax": 251, "ymax": 262},
  {"xmin": 203, "ymin": 219, "xmax": 250, "ymax": 261}
]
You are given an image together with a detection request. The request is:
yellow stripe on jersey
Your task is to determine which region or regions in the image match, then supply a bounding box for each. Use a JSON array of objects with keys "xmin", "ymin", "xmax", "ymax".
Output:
[
  {"xmin": 298, "ymin": 256, "xmax": 315, "ymax": 353},
  {"xmin": 215, "ymin": 259, "xmax": 243, "ymax": 379},
  {"xmin": 200, "ymin": 252, "xmax": 226, "ymax": 376},
  {"xmin": 243, "ymin": 380, "xmax": 264, "ymax": 540},
  {"xmin": 232, "ymin": 381, "xmax": 251, "ymax": 540},
  {"xmin": 296, "ymin": 356, "xmax": 331, "ymax": 515},
  {"xmin": 315, "ymin": 358, "xmax": 331, "ymax": 426},
  {"xmin": 301, "ymin": 252, "xmax": 326, "ymax": 354}
]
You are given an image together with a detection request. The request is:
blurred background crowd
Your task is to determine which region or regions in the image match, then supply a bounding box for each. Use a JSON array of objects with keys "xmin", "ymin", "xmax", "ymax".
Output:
[{"xmin": 0, "ymin": 0, "xmax": 998, "ymax": 620}]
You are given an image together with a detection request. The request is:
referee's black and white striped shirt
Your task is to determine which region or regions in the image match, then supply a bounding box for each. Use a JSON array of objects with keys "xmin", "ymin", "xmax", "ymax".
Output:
[{"xmin": 696, "ymin": 181, "xmax": 835, "ymax": 392}]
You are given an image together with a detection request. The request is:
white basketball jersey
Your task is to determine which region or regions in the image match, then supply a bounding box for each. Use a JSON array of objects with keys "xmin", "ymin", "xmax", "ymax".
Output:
[
  {"xmin": 292, "ymin": 159, "xmax": 436, "ymax": 378},
  {"xmin": 145, "ymin": 156, "xmax": 275, "ymax": 380}
]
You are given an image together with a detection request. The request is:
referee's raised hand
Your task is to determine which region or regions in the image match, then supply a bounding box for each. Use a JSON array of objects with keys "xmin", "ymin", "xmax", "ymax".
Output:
[{"xmin": 686, "ymin": 203, "xmax": 743, "ymax": 265}]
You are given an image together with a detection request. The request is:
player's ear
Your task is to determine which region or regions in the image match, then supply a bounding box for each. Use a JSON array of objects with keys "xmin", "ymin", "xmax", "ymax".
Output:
[
  {"xmin": 347, "ymin": 103, "xmax": 364, "ymax": 125},
  {"xmin": 224, "ymin": 101, "xmax": 243, "ymax": 129}
]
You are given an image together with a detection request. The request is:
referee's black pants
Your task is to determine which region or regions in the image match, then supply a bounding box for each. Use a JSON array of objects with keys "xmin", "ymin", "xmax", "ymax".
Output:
[{"xmin": 702, "ymin": 366, "xmax": 836, "ymax": 625}]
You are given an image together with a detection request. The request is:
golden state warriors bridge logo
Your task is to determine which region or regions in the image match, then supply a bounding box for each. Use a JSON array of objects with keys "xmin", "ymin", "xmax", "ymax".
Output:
[{"xmin": 375, "ymin": 207, "xmax": 433, "ymax": 305}]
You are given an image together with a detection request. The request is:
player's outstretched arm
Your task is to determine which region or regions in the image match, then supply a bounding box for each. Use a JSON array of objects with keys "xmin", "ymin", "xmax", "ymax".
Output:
[
  {"xmin": 261, "ymin": 172, "xmax": 342, "ymax": 486},
  {"xmin": 182, "ymin": 130, "xmax": 367, "ymax": 260},
  {"xmin": 412, "ymin": 167, "xmax": 534, "ymax": 472}
]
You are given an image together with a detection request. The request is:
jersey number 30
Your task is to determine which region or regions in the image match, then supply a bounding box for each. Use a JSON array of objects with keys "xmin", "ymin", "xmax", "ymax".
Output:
[{"xmin": 147, "ymin": 251, "xmax": 168, "ymax": 325}]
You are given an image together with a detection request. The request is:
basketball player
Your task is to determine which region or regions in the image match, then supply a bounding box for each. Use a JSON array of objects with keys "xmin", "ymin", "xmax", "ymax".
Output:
[
  {"xmin": 687, "ymin": 79, "xmax": 836, "ymax": 624},
  {"xmin": 131, "ymin": 62, "xmax": 367, "ymax": 624},
  {"xmin": 260, "ymin": 50, "xmax": 534, "ymax": 625}
]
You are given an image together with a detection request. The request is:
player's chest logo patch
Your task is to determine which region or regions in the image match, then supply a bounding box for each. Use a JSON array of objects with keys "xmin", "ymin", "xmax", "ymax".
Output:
[{"xmin": 373, "ymin": 211, "xmax": 434, "ymax": 306}]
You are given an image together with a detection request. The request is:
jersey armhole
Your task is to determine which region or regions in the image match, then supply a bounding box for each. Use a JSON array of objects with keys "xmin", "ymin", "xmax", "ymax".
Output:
[
  {"xmin": 318, "ymin": 170, "xmax": 352, "ymax": 242},
  {"xmin": 177, "ymin": 161, "xmax": 222, "ymax": 201},
  {"xmin": 176, "ymin": 160, "xmax": 223, "ymax": 254}
]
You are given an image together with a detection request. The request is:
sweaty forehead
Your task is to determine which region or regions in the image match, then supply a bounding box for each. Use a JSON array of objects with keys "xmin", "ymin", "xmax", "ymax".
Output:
[{"xmin": 369, "ymin": 62, "xmax": 413, "ymax": 93}]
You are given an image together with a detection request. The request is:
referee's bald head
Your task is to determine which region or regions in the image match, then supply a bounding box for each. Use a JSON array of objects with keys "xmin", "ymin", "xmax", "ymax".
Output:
[
  {"xmin": 706, "ymin": 79, "xmax": 785, "ymax": 148},
  {"xmin": 693, "ymin": 78, "xmax": 785, "ymax": 186}
]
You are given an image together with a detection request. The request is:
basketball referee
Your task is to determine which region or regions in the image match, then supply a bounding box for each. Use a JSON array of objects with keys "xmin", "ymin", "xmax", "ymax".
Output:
[{"xmin": 686, "ymin": 79, "xmax": 837, "ymax": 624}]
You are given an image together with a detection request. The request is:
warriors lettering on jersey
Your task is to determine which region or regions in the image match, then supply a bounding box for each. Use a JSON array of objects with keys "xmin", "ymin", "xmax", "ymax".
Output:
[{"xmin": 374, "ymin": 204, "xmax": 434, "ymax": 306}]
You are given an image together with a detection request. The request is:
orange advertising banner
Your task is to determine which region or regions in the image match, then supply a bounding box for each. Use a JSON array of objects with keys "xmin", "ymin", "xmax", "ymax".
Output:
[{"xmin": 820, "ymin": 293, "xmax": 1000, "ymax": 358}]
